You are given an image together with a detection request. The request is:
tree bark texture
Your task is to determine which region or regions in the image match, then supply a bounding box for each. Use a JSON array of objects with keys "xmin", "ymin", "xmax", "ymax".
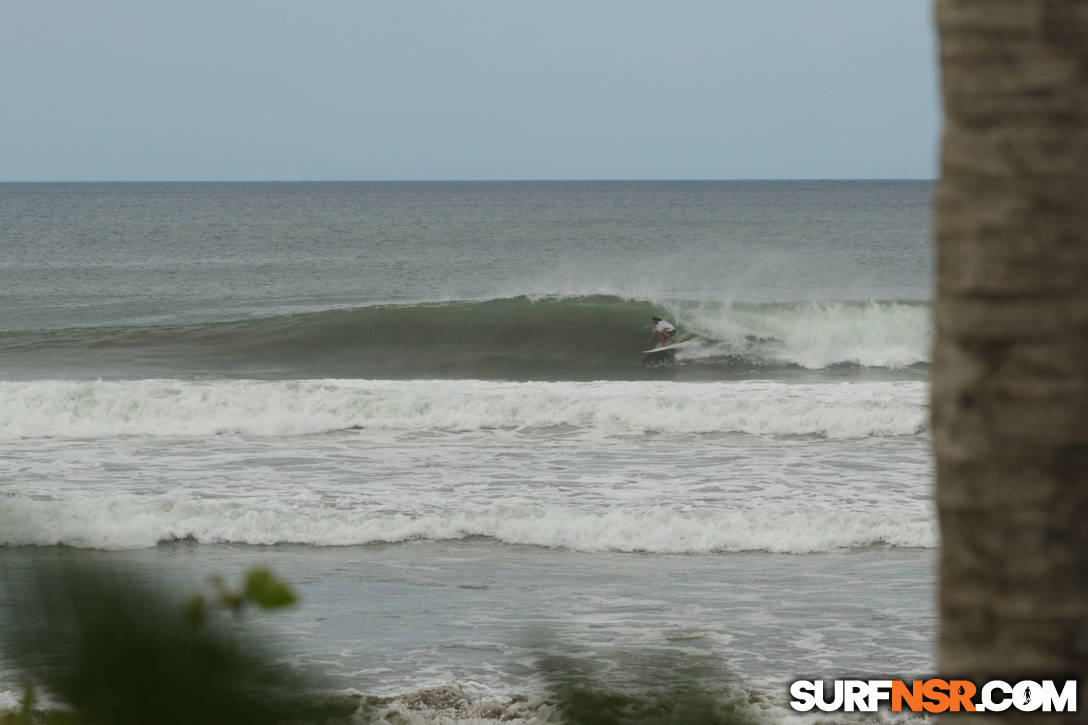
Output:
[{"xmin": 934, "ymin": 0, "xmax": 1088, "ymax": 718}]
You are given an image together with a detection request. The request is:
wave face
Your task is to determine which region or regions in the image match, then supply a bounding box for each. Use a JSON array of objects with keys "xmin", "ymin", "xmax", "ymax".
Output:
[
  {"xmin": 0, "ymin": 378, "xmax": 927, "ymax": 440},
  {"xmin": 0, "ymin": 296, "xmax": 931, "ymax": 381}
]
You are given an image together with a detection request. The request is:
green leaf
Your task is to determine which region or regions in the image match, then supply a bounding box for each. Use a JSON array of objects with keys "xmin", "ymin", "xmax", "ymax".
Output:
[
  {"xmin": 2, "ymin": 558, "xmax": 303, "ymax": 725},
  {"xmin": 243, "ymin": 569, "xmax": 297, "ymax": 609}
]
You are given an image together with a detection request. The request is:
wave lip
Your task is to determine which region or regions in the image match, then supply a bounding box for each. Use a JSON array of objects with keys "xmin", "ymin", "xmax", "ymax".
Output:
[
  {"xmin": 0, "ymin": 497, "xmax": 937, "ymax": 553},
  {"xmin": 0, "ymin": 379, "xmax": 928, "ymax": 441}
]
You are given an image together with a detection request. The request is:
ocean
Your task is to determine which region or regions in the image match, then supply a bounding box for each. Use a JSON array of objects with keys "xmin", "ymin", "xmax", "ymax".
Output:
[{"xmin": 0, "ymin": 181, "xmax": 936, "ymax": 722}]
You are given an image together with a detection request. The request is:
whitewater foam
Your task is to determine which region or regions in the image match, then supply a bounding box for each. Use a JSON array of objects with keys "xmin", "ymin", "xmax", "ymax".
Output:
[
  {"xmin": 665, "ymin": 299, "xmax": 931, "ymax": 369},
  {"xmin": 0, "ymin": 494, "xmax": 936, "ymax": 553},
  {"xmin": 0, "ymin": 378, "xmax": 927, "ymax": 440}
]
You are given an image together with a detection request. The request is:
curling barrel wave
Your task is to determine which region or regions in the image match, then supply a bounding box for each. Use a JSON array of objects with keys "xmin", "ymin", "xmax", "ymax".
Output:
[{"xmin": 0, "ymin": 295, "xmax": 932, "ymax": 380}]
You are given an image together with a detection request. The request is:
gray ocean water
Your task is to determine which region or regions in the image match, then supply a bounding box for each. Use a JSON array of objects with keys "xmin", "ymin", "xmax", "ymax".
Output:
[{"xmin": 1, "ymin": 181, "xmax": 936, "ymax": 721}]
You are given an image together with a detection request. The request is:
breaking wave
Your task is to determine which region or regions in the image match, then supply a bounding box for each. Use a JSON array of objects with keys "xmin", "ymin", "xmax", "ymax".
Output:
[
  {"xmin": 0, "ymin": 295, "xmax": 931, "ymax": 380},
  {"xmin": 0, "ymin": 378, "xmax": 927, "ymax": 440},
  {"xmin": 0, "ymin": 495, "xmax": 936, "ymax": 553}
]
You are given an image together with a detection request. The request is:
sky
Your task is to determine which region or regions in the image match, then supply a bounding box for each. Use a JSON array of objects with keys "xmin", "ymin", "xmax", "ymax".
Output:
[{"xmin": 2, "ymin": 1, "xmax": 939, "ymax": 181}]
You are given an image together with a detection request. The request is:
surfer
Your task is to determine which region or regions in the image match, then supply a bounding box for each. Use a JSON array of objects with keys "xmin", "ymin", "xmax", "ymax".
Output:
[{"xmin": 649, "ymin": 316, "xmax": 677, "ymax": 348}]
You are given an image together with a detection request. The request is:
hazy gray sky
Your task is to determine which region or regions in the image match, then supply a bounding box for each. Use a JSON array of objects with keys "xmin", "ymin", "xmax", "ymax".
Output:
[{"xmin": 2, "ymin": 1, "xmax": 939, "ymax": 181}]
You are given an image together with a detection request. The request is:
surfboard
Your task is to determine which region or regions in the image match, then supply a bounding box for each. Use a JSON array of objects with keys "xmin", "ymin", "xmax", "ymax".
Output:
[{"xmin": 642, "ymin": 339, "xmax": 694, "ymax": 355}]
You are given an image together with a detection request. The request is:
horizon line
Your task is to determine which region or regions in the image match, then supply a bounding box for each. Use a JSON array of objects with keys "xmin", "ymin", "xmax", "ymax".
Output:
[{"xmin": 0, "ymin": 177, "xmax": 937, "ymax": 184}]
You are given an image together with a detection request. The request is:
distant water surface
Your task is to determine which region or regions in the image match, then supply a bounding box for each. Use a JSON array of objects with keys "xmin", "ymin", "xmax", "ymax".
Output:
[{"xmin": 0, "ymin": 181, "xmax": 935, "ymax": 722}]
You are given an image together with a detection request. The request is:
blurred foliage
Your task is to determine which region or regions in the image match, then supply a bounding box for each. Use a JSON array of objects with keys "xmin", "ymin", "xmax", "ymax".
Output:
[
  {"xmin": 1, "ymin": 556, "xmax": 762, "ymax": 724},
  {"xmin": 0, "ymin": 684, "xmax": 73, "ymax": 725},
  {"xmin": 183, "ymin": 568, "xmax": 298, "ymax": 626},
  {"xmin": 0, "ymin": 557, "xmax": 355, "ymax": 725},
  {"xmin": 241, "ymin": 569, "xmax": 298, "ymax": 610}
]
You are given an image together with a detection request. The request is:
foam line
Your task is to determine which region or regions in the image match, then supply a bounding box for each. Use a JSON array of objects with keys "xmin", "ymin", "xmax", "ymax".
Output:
[{"xmin": 0, "ymin": 379, "xmax": 927, "ymax": 440}]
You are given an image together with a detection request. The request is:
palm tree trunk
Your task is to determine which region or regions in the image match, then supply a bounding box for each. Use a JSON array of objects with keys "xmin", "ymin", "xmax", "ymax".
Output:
[{"xmin": 934, "ymin": 0, "xmax": 1088, "ymax": 717}]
